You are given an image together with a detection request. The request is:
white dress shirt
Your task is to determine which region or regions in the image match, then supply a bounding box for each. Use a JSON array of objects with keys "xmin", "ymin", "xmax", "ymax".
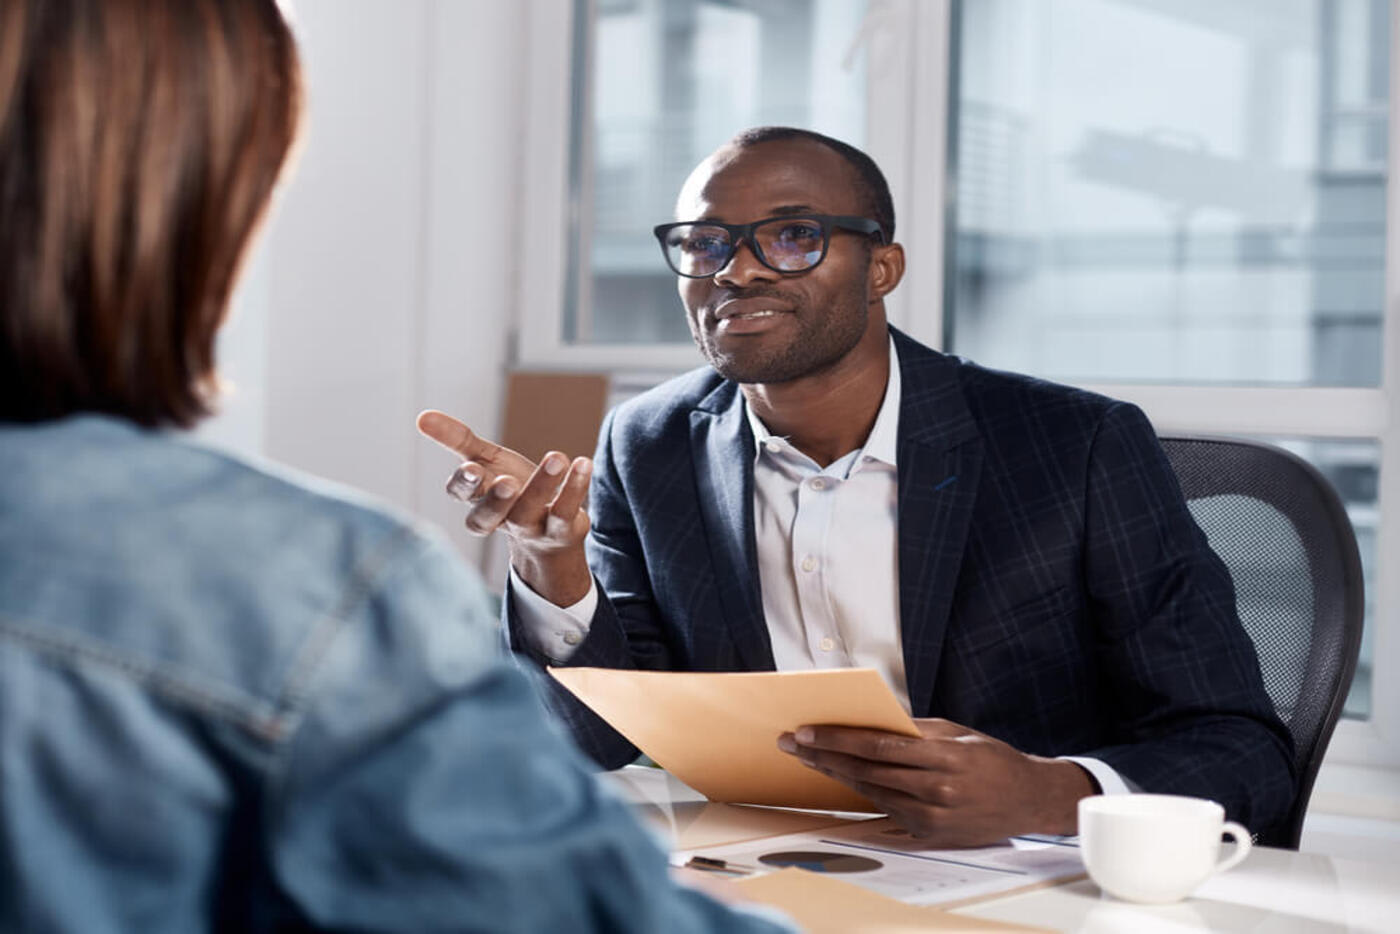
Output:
[
  {"xmin": 511, "ymin": 338, "xmax": 1130, "ymax": 795},
  {"xmin": 747, "ymin": 338, "xmax": 907, "ymax": 708}
]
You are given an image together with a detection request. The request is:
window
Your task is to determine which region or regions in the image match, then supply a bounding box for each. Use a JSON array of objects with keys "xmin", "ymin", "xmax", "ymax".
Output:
[
  {"xmin": 519, "ymin": 0, "xmax": 870, "ymax": 368},
  {"xmin": 946, "ymin": 0, "xmax": 1391, "ymax": 727},
  {"xmin": 573, "ymin": 0, "xmax": 867, "ymax": 348},
  {"xmin": 949, "ymin": 0, "xmax": 1388, "ymax": 388}
]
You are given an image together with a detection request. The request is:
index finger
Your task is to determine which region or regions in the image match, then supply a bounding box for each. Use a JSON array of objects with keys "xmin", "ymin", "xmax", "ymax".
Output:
[
  {"xmin": 418, "ymin": 409, "xmax": 538, "ymax": 485},
  {"xmin": 416, "ymin": 409, "xmax": 489, "ymax": 459},
  {"xmin": 789, "ymin": 725, "xmax": 961, "ymax": 771}
]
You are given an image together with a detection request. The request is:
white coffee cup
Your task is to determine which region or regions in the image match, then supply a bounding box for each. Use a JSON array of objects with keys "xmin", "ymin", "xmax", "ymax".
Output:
[{"xmin": 1078, "ymin": 794, "xmax": 1252, "ymax": 904}]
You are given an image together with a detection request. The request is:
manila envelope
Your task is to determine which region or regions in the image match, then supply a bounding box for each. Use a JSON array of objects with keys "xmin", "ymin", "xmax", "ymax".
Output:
[
  {"xmin": 548, "ymin": 667, "xmax": 920, "ymax": 812},
  {"xmin": 733, "ymin": 869, "xmax": 1052, "ymax": 933}
]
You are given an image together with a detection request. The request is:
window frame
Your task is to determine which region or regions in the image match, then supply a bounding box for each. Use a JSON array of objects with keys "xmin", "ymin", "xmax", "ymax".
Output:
[{"xmin": 517, "ymin": 0, "xmax": 728, "ymax": 370}]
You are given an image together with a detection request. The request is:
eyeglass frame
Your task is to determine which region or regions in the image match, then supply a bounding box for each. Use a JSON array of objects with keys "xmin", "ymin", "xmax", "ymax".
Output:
[{"xmin": 651, "ymin": 214, "xmax": 888, "ymax": 279}]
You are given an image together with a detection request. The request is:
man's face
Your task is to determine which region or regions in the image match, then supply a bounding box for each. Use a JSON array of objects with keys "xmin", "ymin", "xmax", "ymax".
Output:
[{"xmin": 672, "ymin": 139, "xmax": 888, "ymax": 385}]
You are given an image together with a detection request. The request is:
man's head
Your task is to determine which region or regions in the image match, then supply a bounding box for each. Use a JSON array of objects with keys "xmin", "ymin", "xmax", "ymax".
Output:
[
  {"xmin": 728, "ymin": 127, "xmax": 896, "ymax": 241},
  {"xmin": 0, "ymin": 0, "xmax": 302, "ymax": 428},
  {"xmin": 667, "ymin": 128, "xmax": 904, "ymax": 385}
]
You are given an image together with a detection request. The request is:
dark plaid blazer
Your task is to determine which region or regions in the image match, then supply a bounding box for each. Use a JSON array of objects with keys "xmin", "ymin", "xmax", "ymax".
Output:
[{"xmin": 508, "ymin": 327, "xmax": 1296, "ymax": 836}]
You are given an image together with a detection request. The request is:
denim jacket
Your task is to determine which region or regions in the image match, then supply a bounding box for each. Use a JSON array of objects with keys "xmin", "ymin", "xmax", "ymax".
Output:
[{"xmin": 0, "ymin": 415, "xmax": 788, "ymax": 934}]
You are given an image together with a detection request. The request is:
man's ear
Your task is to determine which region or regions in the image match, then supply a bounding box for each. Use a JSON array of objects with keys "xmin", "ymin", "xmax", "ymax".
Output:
[{"xmin": 868, "ymin": 242, "xmax": 905, "ymax": 300}]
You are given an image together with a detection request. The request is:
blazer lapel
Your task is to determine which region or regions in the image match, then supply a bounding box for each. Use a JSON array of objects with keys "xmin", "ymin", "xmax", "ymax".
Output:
[
  {"xmin": 689, "ymin": 384, "xmax": 774, "ymax": 670},
  {"xmin": 892, "ymin": 330, "xmax": 983, "ymax": 716}
]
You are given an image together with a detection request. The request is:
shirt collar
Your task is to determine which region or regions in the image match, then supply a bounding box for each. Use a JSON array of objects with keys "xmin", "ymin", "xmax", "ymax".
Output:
[
  {"xmin": 744, "ymin": 334, "xmax": 902, "ymax": 469},
  {"xmin": 861, "ymin": 336, "xmax": 901, "ymax": 467}
]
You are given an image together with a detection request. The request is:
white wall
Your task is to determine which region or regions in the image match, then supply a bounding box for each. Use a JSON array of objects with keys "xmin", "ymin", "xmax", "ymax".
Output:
[{"xmin": 202, "ymin": 0, "xmax": 529, "ymax": 567}]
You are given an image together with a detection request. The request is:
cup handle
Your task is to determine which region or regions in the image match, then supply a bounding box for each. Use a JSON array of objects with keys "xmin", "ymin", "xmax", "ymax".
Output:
[{"xmin": 1215, "ymin": 821, "xmax": 1253, "ymax": 874}]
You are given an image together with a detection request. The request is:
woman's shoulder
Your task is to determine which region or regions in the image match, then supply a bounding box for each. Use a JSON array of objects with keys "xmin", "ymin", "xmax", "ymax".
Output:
[{"xmin": 0, "ymin": 415, "xmax": 494, "ymax": 722}]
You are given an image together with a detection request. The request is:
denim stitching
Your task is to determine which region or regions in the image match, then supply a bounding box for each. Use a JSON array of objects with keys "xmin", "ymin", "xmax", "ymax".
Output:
[
  {"xmin": 273, "ymin": 525, "xmax": 422, "ymax": 713},
  {"xmin": 0, "ymin": 616, "xmax": 288, "ymax": 741},
  {"xmin": 261, "ymin": 525, "xmax": 427, "ymax": 818}
]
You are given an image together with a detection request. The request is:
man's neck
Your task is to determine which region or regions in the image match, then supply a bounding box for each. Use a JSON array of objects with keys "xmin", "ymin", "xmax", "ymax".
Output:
[{"xmin": 741, "ymin": 327, "xmax": 892, "ymax": 468}]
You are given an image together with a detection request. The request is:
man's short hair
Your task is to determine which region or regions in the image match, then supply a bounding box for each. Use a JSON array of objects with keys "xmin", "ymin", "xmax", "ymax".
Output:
[
  {"xmin": 728, "ymin": 126, "xmax": 896, "ymax": 241},
  {"xmin": 0, "ymin": 0, "xmax": 302, "ymax": 428}
]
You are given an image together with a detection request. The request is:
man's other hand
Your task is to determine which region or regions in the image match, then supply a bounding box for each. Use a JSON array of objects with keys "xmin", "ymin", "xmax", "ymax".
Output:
[
  {"xmin": 777, "ymin": 718, "xmax": 1095, "ymax": 847},
  {"xmin": 416, "ymin": 409, "xmax": 594, "ymax": 606}
]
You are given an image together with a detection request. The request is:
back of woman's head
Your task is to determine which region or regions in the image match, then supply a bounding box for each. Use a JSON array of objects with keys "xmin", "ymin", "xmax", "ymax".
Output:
[{"xmin": 0, "ymin": 0, "xmax": 301, "ymax": 427}]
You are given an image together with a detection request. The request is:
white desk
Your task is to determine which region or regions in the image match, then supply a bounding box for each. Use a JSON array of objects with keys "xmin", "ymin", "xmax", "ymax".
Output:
[
  {"xmin": 603, "ymin": 767, "xmax": 1399, "ymax": 933},
  {"xmin": 960, "ymin": 846, "xmax": 1395, "ymax": 933}
]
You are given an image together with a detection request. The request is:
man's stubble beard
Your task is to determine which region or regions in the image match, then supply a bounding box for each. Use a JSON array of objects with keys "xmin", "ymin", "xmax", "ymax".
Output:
[{"xmin": 689, "ymin": 281, "xmax": 871, "ymax": 386}]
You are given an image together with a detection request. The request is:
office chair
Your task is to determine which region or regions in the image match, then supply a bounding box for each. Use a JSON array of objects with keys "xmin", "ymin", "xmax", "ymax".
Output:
[{"xmin": 1159, "ymin": 436, "xmax": 1365, "ymax": 849}]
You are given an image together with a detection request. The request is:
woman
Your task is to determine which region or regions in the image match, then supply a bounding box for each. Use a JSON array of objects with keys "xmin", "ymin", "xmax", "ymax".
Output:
[{"xmin": 0, "ymin": 2, "xmax": 786, "ymax": 931}]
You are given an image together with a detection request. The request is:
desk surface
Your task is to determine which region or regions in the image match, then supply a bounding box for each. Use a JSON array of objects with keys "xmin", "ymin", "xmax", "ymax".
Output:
[
  {"xmin": 603, "ymin": 767, "xmax": 1399, "ymax": 933},
  {"xmin": 959, "ymin": 845, "xmax": 1395, "ymax": 933}
]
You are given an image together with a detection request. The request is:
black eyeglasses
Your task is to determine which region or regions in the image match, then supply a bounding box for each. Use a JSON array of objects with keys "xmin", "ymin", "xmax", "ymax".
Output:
[{"xmin": 652, "ymin": 214, "xmax": 886, "ymax": 278}]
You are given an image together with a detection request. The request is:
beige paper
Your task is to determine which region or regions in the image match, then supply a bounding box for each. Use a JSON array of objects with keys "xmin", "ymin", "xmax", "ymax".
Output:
[
  {"xmin": 645, "ymin": 800, "xmax": 868, "ymax": 850},
  {"xmin": 602, "ymin": 764, "xmax": 870, "ymax": 848},
  {"xmin": 548, "ymin": 667, "xmax": 920, "ymax": 811},
  {"xmin": 732, "ymin": 869, "xmax": 1052, "ymax": 933}
]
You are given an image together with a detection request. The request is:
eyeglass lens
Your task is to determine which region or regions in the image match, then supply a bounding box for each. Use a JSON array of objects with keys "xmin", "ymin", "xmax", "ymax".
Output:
[{"xmin": 664, "ymin": 218, "xmax": 828, "ymax": 276}]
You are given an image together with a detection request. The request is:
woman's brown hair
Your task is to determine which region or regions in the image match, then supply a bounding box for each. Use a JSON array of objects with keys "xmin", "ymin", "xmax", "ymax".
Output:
[{"xmin": 0, "ymin": 0, "xmax": 302, "ymax": 427}]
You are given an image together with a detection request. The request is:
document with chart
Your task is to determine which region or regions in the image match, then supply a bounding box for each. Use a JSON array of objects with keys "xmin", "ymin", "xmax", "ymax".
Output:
[{"xmin": 684, "ymin": 817, "xmax": 1086, "ymax": 908}]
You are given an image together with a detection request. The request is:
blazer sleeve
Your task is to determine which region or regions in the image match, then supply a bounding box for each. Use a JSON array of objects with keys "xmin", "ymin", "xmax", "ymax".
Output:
[
  {"xmin": 1077, "ymin": 403, "xmax": 1297, "ymax": 834},
  {"xmin": 504, "ymin": 409, "xmax": 677, "ymax": 769}
]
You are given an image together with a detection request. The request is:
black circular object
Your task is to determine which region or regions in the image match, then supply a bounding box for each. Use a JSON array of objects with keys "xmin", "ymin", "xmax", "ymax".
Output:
[{"xmin": 757, "ymin": 850, "xmax": 883, "ymax": 873}]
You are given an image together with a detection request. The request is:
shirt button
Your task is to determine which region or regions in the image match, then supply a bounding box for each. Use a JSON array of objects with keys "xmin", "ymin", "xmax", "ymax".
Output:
[
  {"xmin": 562, "ymin": 631, "xmax": 582, "ymax": 646},
  {"xmin": 801, "ymin": 555, "xmax": 817, "ymax": 573},
  {"xmin": 765, "ymin": 439, "xmax": 783, "ymax": 453},
  {"xmin": 809, "ymin": 477, "xmax": 828, "ymax": 490},
  {"xmin": 820, "ymin": 637, "xmax": 835, "ymax": 652}
]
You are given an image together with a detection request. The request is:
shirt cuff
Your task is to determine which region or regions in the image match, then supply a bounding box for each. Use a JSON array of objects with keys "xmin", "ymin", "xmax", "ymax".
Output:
[
  {"xmin": 1059, "ymin": 756, "xmax": 1138, "ymax": 796},
  {"xmin": 508, "ymin": 567, "xmax": 598, "ymax": 663}
]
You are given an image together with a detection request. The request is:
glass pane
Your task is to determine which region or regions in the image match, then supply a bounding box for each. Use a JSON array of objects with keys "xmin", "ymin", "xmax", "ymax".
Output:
[
  {"xmin": 1193, "ymin": 438, "xmax": 1376, "ymax": 720},
  {"xmin": 947, "ymin": 0, "xmax": 1389, "ymax": 386},
  {"xmin": 1278, "ymin": 439, "xmax": 1377, "ymax": 719},
  {"xmin": 568, "ymin": 0, "xmax": 868, "ymax": 345}
]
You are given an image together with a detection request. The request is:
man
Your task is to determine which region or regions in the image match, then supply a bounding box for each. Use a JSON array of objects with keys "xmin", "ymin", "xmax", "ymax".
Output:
[{"xmin": 418, "ymin": 127, "xmax": 1295, "ymax": 848}]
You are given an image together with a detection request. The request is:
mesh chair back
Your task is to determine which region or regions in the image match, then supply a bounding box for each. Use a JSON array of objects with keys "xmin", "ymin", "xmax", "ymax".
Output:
[{"xmin": 1159, "ymin": 436, "xmax": 1364, "ymax": 849}]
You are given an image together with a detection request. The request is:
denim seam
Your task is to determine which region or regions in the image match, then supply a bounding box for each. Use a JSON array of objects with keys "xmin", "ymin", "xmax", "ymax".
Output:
[
  {"xmin": 0, "ymin": 615, "xmax": 288, "ymax": 741},
  {"xmin": 274, "ymin": 525, "xmax": 423, "ymax": 712},
  {"xmin": 262, "ymin": 525, "xmax": 426, "ymax": 807}
]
